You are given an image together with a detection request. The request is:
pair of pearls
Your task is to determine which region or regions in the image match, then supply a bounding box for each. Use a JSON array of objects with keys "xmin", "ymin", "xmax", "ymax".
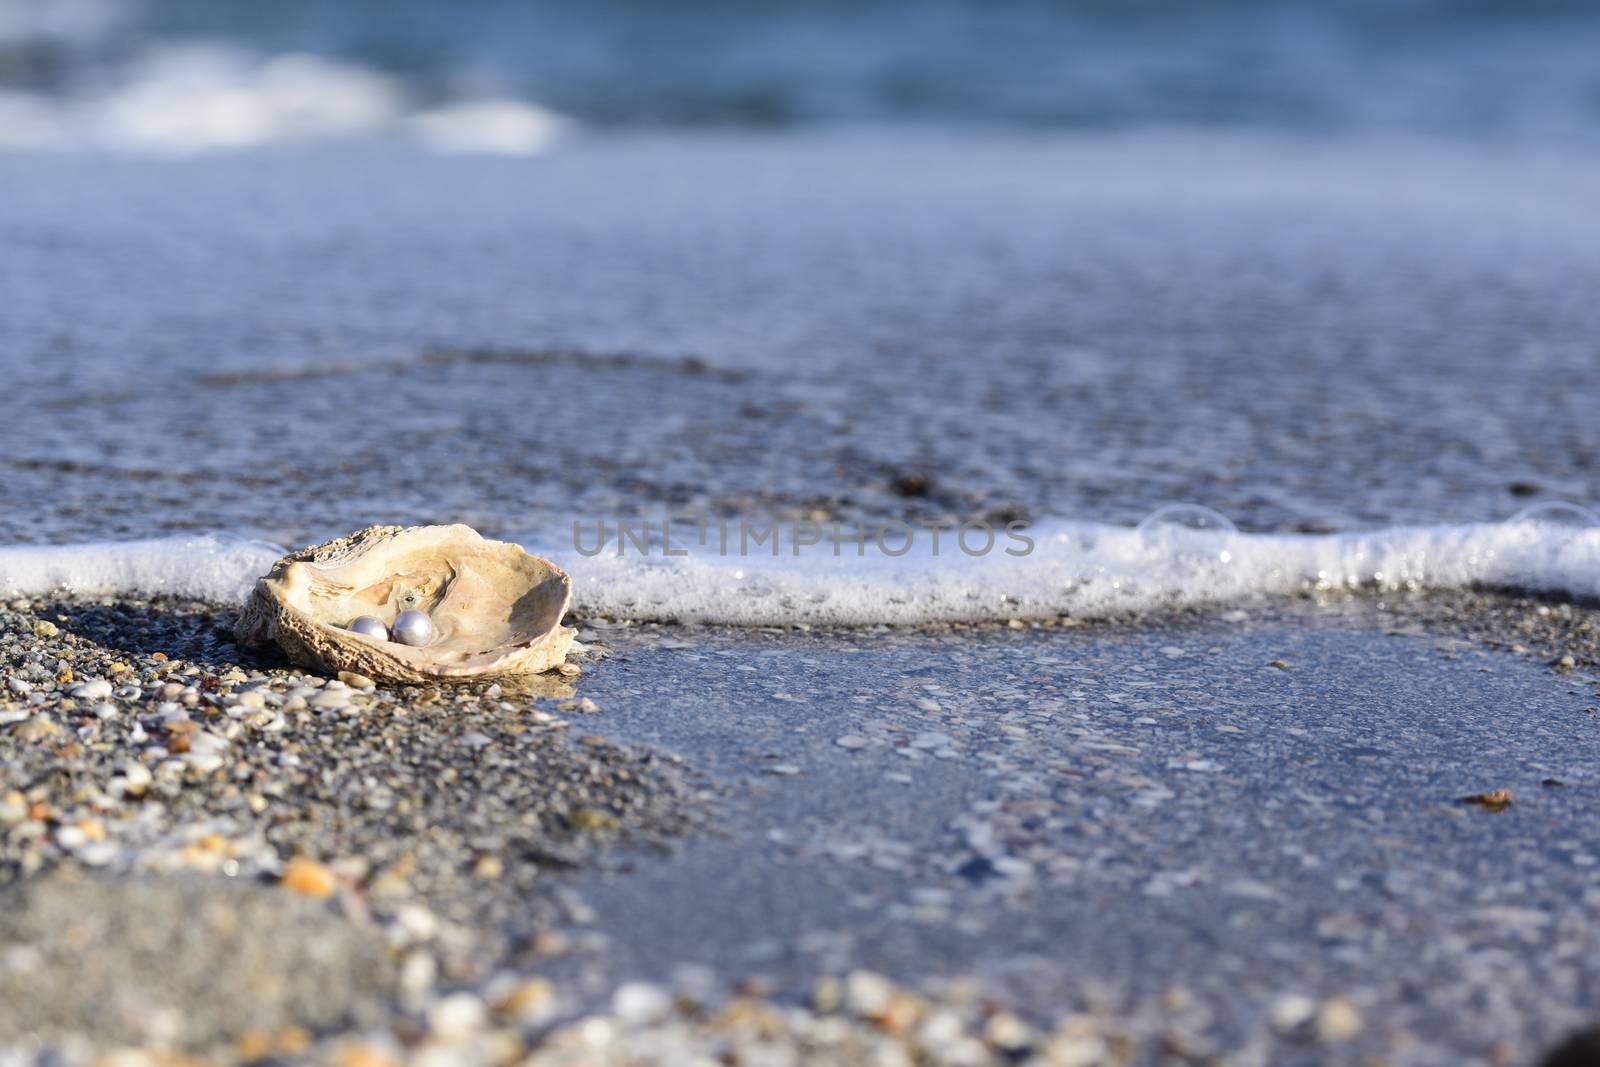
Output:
[{"xmin": 348, "ymin": 610, "xmax": 435, "ymax": 647}]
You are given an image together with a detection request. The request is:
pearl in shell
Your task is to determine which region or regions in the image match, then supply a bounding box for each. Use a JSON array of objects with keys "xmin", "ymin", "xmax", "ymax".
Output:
[
  {"xmin": 392, "ymin": 609, "xmax": 436, "ymax": 647},
  {"xmin": 348, "ymin": 615, "xmax": 389, "ymax": 641}
]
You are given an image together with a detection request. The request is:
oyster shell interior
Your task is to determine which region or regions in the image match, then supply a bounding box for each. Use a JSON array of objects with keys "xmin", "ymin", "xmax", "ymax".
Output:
[
  {"xmin": 239, "ymin": 525, "xmax": 573, "ymax": 681},
  {"xmin": 306, "ymin": 557, "xmax": 562, "ymax": 666}
]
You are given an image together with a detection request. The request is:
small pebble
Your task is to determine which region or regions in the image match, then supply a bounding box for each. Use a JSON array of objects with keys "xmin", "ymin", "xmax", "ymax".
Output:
[
  {"xmin": 428, "ymin": 992, "xmax": 488, "ymax": 1040},
  {"xmin": 15, "ymin": 714, "xmax": 60, "ymax": 741},
  {"xmin": 71, "ymin": 678, "xmax": 113, "ymax": 701},
  {"xmin": 1316, "ymin": 997, "xmax": 1363, "ymax": 1041},
  {"xmin": 1270, "ymin": 994, "xmax": 1317, "ymax": 1034},
  {"xmin": 494, "ymin": 978, "xmax": 555, "ymax": 1023},
  {"xmin": 116, "ymin": 761, "xmax": 153, "ymax": 798},
  {"xmin": 984, "ymin": 1011, "xmax": 1032, "ymax": 1051},
  {"xmin": 0, "ymin": 791, "xmax": 26, "ymax": 826},
  {"xmin": 845, "ymin": 971, "xmax": 894, "ymax": 1017},
  {"xmin": 613, "ymin": 982, "xmax": 673, "ymax": 1026},
  {"xmin": 281, "ymin": 857, "xmax": 339, "ymax": 898}
]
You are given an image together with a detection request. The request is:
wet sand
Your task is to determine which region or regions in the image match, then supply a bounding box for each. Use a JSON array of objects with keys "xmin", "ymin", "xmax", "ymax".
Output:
[{"xmin": 3, "ymin": 591, "xmax": 1599, "ymax": 1065}]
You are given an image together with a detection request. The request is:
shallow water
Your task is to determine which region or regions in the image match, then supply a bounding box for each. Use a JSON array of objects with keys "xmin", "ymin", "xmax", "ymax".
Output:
[{"xmin": 4, "ymin": 132, "xmax": 1600, "ymax": 563}]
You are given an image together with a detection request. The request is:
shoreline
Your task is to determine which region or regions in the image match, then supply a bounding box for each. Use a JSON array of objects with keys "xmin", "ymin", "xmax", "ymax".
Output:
[{"xmin": 10, "ymin": 518, "xmax": 1600, "ymax": 628}]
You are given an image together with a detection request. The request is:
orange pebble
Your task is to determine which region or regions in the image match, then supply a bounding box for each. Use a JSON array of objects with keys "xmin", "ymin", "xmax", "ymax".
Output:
[{"xmin": 281, "ymin": 857, "xmax": 339, "ymax": 899}]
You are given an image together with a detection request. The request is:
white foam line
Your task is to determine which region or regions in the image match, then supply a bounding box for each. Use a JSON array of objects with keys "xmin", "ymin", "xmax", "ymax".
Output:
[
  {"xmin": 4, "ymin": 521, "xmax": 1599, "ymax": 626},
  {"xmin": 541, "ymin": 520, "xmax": 1600, "ymax": 625},
  {"xmin": 0, "ymin": 535, "xmax": 285, "ymax": 604}
]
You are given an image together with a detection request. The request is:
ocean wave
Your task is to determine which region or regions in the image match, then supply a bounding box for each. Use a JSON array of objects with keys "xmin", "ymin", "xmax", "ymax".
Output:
[
  {"xmin": 6, "ymin": 1, "xmax": 1600, "ymax": 141},
  {"xmin": 0, "ymin": 42, "xmax": 570, "ymax": 155},
  {"xmin": 4, "ymin": 510, "xmax": 1600, "ymax": 626}
]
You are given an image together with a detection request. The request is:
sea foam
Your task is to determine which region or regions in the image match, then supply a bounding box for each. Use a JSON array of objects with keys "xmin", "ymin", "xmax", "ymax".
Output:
[
  {"xmin": 0, "ymin": 536, "xmax": 286, "ymax": 605},
  {"xmin": 0, "ymin": 43, "xmax": 569, "ymax": 155},
  {"xmin": 3, "ymin": 516, "xmax": 1600, "ymax": 626}
]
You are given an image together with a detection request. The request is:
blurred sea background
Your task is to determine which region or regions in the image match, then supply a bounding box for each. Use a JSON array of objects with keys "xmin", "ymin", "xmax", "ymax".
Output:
[
  {"xmin": 4, "ymin": 0, "xmax": 1600, "ymax": 621},
  {"xmin": 8, "ymin": 0, "xmax": 1600, "ymax": 146}
]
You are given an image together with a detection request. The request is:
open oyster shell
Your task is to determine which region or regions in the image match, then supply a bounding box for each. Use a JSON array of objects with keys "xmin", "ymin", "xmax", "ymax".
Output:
[{"xmin": 235, "ymin": 525, "xmax": 574, "ymax": 684}]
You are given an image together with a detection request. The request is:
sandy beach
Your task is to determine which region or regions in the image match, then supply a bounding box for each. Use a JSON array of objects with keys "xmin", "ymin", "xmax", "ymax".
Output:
[{"xmin": 3, "ymin": 590, "xmax": 1598, "ymax": 1065}]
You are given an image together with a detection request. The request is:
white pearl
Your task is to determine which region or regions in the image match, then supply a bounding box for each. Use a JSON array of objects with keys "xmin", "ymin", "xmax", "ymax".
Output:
[
  {"xmin": 392, "ymin": 609, "xmax": 435, "ymax": 647},
  {"xmin": 348, "ymin": 615, "xmax": 388, "ymax": 641}
]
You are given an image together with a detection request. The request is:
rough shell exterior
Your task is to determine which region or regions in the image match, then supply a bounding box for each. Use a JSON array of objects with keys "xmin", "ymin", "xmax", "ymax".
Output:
[{"xmin": 235, "ymin": 524, "xmax": 575, "ymax": 684}]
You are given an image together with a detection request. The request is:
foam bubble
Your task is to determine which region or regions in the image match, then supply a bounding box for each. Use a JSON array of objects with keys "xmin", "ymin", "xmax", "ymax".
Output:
[
  {"xmin": 1135, "ymin": 503, "xmax": 1238, "ymax": 535},
  {"xmin": 1507, "ymin": 500, "xmax": 1600, "ymax": 528}
]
